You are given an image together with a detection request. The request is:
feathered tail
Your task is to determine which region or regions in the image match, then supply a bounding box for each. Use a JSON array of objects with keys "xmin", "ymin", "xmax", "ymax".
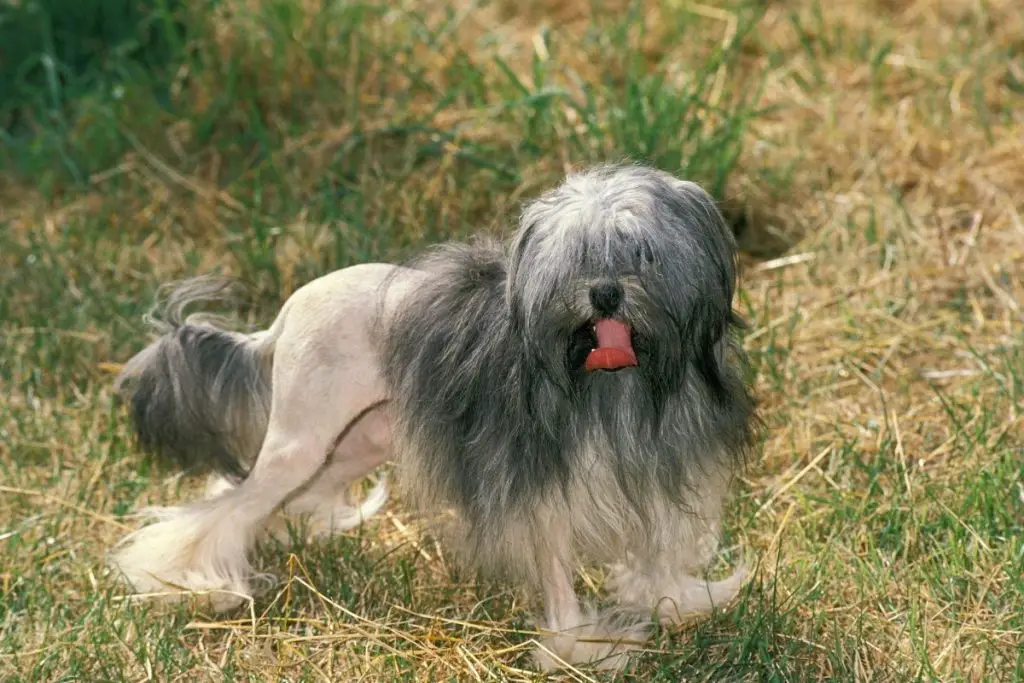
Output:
[{"xmin": 115, "ymin": 277, "xmax": 278, "ymax": 482}]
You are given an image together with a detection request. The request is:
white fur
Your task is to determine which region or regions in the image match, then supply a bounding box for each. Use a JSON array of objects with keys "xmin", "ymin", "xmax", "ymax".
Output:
[{"xmin": 112, "ymin": 498, "xmax": 271, "ymax": 611}]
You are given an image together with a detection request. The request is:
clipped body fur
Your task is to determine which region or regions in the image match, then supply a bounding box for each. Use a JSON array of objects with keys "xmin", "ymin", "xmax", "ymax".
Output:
[{"xmin": 111, "ymin": 164, "xmax": 757, "ymax": 671}]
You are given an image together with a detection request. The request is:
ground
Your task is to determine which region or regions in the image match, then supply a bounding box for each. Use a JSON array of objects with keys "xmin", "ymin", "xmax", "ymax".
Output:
[{"xmin": 1, "ymin": 0, "xmax": 1022, "ymax": 680}]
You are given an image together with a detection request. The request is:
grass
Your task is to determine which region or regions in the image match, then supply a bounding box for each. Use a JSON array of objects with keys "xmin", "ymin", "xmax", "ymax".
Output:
[{"xmin": 1, "ymin": 0, "xmax": 1022, "ymax": 680}]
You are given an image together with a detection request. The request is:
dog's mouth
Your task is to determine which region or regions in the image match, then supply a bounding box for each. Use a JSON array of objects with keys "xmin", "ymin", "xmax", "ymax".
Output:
[{"xmin": 579, "ymin": 319, "xmax": 638, "ymax": 372}]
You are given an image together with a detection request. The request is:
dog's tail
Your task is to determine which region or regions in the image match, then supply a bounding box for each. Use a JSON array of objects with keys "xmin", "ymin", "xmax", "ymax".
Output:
[{"xmin": 115, "ymin": 277, "xmax": 282, "ymax": 482}]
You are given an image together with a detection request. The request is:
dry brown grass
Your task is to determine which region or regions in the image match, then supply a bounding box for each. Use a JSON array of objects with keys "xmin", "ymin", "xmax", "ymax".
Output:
[
  {"xmin": 727, "ymin": 1, "xmax": 1024, "ymax": 677},
  {"xmin": 1, "ymin": 0, "xmax": 1022, "ymax": 680}
]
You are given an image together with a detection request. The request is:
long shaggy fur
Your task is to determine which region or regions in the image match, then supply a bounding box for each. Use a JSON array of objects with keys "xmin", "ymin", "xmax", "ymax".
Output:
[
  {"xmin": 380, "ymin": 165, "xmax": 757, "ymax": 584},
  {"xmin": 115, "ymin": 277, "xmax": 272, "ymax": 481}
]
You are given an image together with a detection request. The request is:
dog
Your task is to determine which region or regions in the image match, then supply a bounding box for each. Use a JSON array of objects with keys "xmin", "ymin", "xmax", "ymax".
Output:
[{"xmin": 111, "ymin": 163, "xmax": 758, "ymax": 671}]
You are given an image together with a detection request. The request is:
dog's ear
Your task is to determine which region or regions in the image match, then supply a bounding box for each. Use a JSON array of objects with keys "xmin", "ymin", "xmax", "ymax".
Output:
[
  {"xmin": 505, "ymin": 216, "xmax": 537, "ymax": 325},
  {"xmin": 666, "ymin": 177, "xmax": 734, "ymax": 238},
  {"xmin": 663, "ymin": 174, "xmax": 738, "ymax": 292}
]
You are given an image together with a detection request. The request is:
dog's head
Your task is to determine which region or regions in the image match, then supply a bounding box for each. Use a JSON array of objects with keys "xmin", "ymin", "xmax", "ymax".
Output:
[{"xmin": 507, "ymin": 164, "xmax": 741, "ymax": 398}]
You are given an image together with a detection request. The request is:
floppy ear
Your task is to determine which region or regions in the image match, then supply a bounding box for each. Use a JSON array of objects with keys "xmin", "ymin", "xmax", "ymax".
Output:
[
  {"xmin": 667, "ymin": 177, "xmax": 736, "ymax": 240},
  {"xmin": 505, "ymin": 215, "xmax": 538, "ymax": 328},
  {"xmin": 668, "ymin": 182, "xmax": 741, "ymax": 402},
  {"xmin": 663, "ymin": 175, "xmax": 739, "ymax": 298}
]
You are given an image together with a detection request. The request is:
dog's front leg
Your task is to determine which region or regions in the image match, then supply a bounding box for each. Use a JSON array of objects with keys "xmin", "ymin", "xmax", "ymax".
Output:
[{"xmin": 532, "ymin": 545, "xmax": 650, "ymax": 672}]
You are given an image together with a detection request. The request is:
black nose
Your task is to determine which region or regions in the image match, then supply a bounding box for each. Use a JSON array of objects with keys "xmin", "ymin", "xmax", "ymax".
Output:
[{"xmin": 589, "ymin": 281, "xmax": 624, "ymax": 315}]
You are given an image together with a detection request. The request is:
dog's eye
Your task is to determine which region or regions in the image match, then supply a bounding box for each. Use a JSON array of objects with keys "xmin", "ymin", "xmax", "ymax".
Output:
[{"xmin": 634, "ymin": 243, "xmax": 655, "ymax": 266}]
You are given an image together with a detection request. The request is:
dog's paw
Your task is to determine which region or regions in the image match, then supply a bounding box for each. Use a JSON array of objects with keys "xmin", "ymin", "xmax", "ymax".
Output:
[
  {"xmin": 607, "ymin": 562, "xmax": 748, "ymax": 624},
  {"xmin": 117, "ymin": 566, "xmax": 264, "ymax": 613},
  {"xmin": 532, "ymin": 615, "xmax": 650, "ymax": 672},
  {"xmin": 110, "ymin": 506, "xmax": 272, "ymax": 613},
  {"xmin": 264, "ymin": 476, "xmax": 389, "ymax": 543},
  {"xmin": 308, "ymin": 476, "xmax": 389, "ymax": 538},
  {"xmin": 113, "ymin": 554, "xmax": 260, "ymax": 613}
]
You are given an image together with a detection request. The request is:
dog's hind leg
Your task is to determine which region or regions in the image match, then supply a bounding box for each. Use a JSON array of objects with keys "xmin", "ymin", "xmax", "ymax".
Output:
[
  {"xmin": 266, "ymin": 405, "xmax": 391, "ymax": 542},
  {"xmin": 112, "ymin": 388, "xmax": 383, "ymax": 611},
  {"xmin": 112, "ymin": 299, "xmax": 388, "ymax": 612},
  {"xmin": 207, "ymin": 407, "xmax": 390, "ymax": 545}
]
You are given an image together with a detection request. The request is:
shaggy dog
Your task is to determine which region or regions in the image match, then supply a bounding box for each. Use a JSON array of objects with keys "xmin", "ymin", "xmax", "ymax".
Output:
[{"xmin": 111, "ymin": 164, "xmax": 757, "ymax": 670}]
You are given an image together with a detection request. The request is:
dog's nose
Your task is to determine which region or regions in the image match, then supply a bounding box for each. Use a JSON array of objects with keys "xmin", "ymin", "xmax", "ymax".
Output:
[{"xmin": 589, "ymin": 281, "xmax": 624, "ymax": 315}]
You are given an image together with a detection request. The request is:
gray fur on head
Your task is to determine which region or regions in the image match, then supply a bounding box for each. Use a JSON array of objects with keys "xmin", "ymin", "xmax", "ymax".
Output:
[
  {"xmin": 115, "ymin": 277, "xmax": 272, "ymax": 482},
  {"xmin": 380, "ymin": 163, "xmax": 758, "ymax": 582}
]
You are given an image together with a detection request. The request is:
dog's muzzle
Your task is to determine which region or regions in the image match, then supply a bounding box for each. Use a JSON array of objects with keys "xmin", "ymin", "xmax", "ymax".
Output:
[{"xmin": 581, "ymin": 280, "xmax": 638, "ymax": 372}]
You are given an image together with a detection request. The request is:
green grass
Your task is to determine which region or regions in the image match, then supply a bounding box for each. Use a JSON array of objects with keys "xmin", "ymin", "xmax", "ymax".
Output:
[{"xmin": 2, "ymin": 0, "xmax": 1023, "ymax": 680}]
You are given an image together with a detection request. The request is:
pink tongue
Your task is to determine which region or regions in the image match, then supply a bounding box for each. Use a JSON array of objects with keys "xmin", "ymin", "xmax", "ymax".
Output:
[
  {"xmin": 595, "ymin": 319, "xmax": 632, "ymax": 348},
  {"xmin": 585, "ymin": 320, "xmax": 638, "ymax": 371}
]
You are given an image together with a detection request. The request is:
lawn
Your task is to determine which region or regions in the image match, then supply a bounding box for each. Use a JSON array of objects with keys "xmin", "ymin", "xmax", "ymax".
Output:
[{"xmin": 1, "ymin": 0, "xmax": 1022, "ymax": 680}]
